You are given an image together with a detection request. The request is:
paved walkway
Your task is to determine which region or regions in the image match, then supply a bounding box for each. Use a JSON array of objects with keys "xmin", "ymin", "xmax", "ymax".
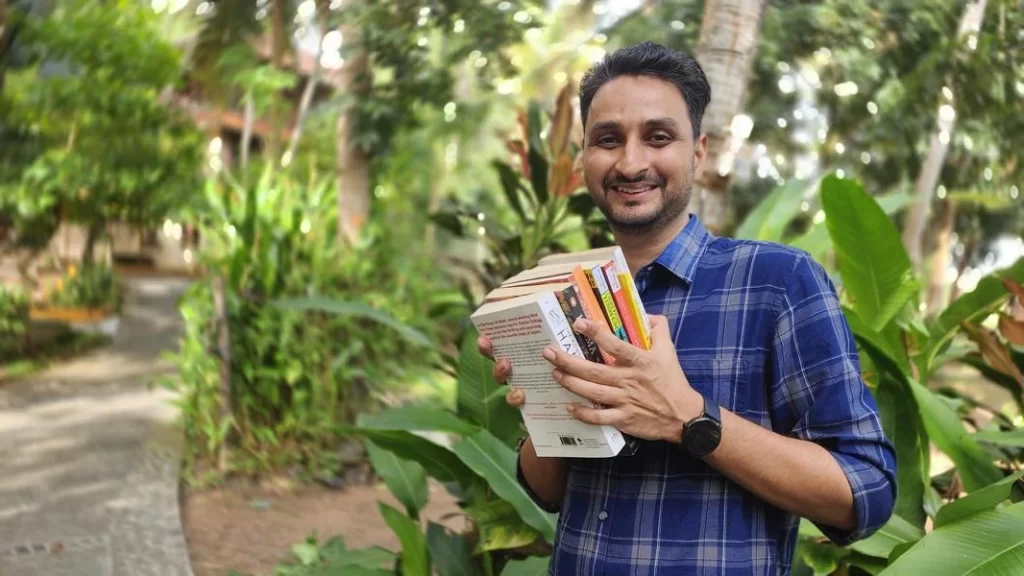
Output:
[{"xmin": 0, "ymin": 277, "xmax": 193, "ymax": 576}]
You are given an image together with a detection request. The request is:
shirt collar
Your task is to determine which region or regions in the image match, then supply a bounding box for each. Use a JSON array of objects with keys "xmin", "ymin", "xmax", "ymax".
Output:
[{"xmin": 651, "ymin": 213, "xmax": 711, "ymax": 285}]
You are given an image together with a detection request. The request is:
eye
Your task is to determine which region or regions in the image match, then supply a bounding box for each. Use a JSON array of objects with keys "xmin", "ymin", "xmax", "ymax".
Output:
[
  {"xmin": 596, "ymin": 135, "xmax": 620, "ymax": 147},
  {"xmin": 648, "ymin": 133, "xmax": 673, "ymax": 145}
]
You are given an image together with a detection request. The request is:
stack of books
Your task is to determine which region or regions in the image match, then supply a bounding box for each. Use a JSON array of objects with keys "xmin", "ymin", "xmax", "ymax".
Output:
[{"xmin": 470, "ymin": 246, "xmax": 651, "ymax": 458}]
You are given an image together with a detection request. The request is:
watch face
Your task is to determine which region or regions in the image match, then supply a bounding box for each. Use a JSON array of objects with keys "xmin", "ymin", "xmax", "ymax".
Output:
[{"xmin": 685, "ymin": 419, "xmax": 721, "ymax": 456}]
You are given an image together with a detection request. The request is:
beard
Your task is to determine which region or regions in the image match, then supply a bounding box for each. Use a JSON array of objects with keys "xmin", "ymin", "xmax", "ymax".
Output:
[{"xmin": 591, "ymin": 164, "xmax": 694, "ymax": 234}]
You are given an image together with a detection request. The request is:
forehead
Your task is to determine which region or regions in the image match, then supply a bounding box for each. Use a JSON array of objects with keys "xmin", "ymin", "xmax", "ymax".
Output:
[{"xmin": 588, "ymin": 75, "xmax": 692, "ymax": 130}]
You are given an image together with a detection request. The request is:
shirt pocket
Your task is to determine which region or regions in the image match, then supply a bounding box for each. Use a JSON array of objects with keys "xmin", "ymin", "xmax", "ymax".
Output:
[{"xmin": 678, "ymin": 356, "xmax": 750, "ymax": 416}]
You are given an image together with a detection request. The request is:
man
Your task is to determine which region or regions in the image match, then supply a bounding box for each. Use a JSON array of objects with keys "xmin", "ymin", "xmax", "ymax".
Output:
[{"xmin": 478, "ymin": 42, "xmax": 897, "ymax": 574}]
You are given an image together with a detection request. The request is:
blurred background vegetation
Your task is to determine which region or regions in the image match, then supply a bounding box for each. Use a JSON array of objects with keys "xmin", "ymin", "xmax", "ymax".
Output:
[{"xmin": 2, "ymin": 0, "xmax": 1023, "ymax": 574}]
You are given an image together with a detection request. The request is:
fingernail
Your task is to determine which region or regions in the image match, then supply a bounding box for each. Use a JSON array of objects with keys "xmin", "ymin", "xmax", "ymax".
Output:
[
  {"xmin": 566, "ymin": 404, "xmax": 575, "ymax": 414},
  {"xmin": 542, "ymin": 348, "xmax": 555, "ymax": 361},
  {"xmin": 552, "ymin": 369, "xmax": 563, "ymax": 381},
  {"xmin": 574, "ymin": 319, "xmax": 590, "ymax": 331}
]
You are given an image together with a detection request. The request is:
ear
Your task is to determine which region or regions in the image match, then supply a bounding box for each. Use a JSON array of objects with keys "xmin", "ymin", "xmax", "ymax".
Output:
[{"xmin": 692, "ymin": 132, "xmax": 709, "ymax": 180}]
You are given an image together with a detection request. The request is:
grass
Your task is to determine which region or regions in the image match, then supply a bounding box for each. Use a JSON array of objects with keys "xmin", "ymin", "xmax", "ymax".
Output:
[{"xmin": 0, "ymin": 329, "xmax": 111, "ymax": 382}]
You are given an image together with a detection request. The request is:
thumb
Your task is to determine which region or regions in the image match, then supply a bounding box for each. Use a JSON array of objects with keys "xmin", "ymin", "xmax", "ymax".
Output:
[{"xmin": 648, "ymin": 314, "xmax": 673, "ymax": 348}]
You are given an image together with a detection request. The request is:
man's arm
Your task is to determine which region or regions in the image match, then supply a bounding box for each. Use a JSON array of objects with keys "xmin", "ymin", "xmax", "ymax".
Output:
[
  {"xmin": 516, "ymin": 436, "xmax": 569, "ymax": 512},
  {"xmin": 685, "ymin": 253, "xmax": 896, "ymax": 542},
  {"xmin": 551, "ymin": 254, "xmax": 896, "ymax": 544}
]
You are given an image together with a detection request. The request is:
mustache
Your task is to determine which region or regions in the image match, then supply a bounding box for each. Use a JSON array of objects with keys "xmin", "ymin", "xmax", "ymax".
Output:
[{"xmin": 603, "ymin": 172, "xmax": 665, "ymax": 189}]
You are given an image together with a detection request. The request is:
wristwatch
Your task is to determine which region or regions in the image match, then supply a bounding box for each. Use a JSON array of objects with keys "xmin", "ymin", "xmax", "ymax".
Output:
[{"xmin": 679, "ymin": 393, "xmax": 722, "ymax": 458}]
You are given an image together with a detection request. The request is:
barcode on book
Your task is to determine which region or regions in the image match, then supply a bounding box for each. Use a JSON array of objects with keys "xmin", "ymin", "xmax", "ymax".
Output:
[{"xmin": 559, "ymin": 435, "xmax": 581, "ymax": 446}]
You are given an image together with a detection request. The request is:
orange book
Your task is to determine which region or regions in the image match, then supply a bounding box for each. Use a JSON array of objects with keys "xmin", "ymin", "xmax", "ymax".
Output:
[{"xmin": 570, "ymin": 266, "xmax": 616, "ymax": 365}]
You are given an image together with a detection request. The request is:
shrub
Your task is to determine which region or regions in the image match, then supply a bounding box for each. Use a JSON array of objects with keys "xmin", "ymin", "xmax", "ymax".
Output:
[{"xmin": 0, "ymin": 286, "xmax": 29, "ymax": 361}]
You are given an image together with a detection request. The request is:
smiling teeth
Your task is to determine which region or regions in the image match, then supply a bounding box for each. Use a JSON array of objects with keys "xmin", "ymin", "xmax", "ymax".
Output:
[{"xmin": 614, "ymin": 185, "xmax": 655, "ymax": 193}]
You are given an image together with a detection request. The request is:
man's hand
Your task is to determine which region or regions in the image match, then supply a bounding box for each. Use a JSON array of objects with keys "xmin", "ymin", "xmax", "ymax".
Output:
[
  {"xmin": 477, "ymin": 335, "xmax": 526, "ymax": 408},
  {"xmin": 542, "ymin": 315, "xmax": 703, "ymax": 442}
]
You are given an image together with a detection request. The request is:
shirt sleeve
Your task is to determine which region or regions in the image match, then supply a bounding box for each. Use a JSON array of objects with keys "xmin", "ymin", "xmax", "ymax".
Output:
[{"xmin": 769, "ymin": 253, "xmax": 898, "ymax": 545}]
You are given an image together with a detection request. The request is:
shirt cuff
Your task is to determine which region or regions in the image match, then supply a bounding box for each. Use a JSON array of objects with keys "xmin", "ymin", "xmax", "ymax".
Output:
[
  {"xmin": 515, "ymin": 442, "xmax": 563, "ymax": 514},
  {"xmin": 815, "ymin": 452, "xmax": 896, "ymax": 546}
]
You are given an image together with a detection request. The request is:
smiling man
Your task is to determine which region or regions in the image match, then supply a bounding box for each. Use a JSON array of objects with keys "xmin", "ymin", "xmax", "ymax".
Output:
[{"xmin": 478, "ymin": 42, "xmax": 897, "ymax": 575}]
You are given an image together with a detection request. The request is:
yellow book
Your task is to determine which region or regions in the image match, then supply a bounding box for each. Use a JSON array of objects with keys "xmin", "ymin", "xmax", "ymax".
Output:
[{"xmin": 618, "ymin": 272, "xmax": 651, "ymax": 349}]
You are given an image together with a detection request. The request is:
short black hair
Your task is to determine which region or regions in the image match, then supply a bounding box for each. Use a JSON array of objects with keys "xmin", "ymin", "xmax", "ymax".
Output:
[{"xmin": 579, "ymin": 41, "xmax": 711, "ymax": 139}]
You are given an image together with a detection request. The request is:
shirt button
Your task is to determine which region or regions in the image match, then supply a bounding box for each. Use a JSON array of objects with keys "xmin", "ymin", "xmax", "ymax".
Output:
[{"xmin": 598, "ymin": 510, "xmax": 608, "ymax": 521}]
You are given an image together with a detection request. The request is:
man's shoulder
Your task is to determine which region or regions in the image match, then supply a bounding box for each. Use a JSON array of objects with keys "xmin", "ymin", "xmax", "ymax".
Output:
[{"xmin": 702, "ymin": 236, "xmax": 821, "ymax": 287}]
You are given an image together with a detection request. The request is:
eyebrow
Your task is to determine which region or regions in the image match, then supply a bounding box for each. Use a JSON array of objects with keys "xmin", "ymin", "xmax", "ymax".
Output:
[{"xmin": 589, "ymin": 117, "xmax": 683, "ymax": 134}]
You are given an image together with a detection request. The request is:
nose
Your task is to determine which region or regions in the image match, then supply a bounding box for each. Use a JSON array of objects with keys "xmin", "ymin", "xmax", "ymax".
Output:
[{"xmin": 612, "ymin": 137, "xmax": 650, "ymax": 180}]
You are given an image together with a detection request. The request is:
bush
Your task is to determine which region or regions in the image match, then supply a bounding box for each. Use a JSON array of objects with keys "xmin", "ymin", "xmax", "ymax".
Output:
[
  {"xmin": 0, "ymin": 286, "xmax": 29, "ymax": 361},
  {"xmin": 162, "ymin": 170, "xmax": 460, "ymax": 481},
  {"xmin": 46, "ymin": 264, "xmax": 124, "ymax": 312}
]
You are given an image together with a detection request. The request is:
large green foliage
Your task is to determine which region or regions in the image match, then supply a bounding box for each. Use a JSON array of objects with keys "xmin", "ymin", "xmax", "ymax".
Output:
[
  {"xmin": 160, "ymin": 169, "xmax": 456, "ymax": 480},
  {"xmin": 0, "ymin": 1, "xmax": 204, "ymax": 251}
]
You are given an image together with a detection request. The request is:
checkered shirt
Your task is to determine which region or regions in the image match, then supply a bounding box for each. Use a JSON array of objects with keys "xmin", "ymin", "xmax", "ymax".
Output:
[{"xmin": 520, "ymin": 214, "xmax": 897, "ymax": 575}]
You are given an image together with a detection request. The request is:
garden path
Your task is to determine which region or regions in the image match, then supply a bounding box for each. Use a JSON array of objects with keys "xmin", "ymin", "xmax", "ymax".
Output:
[{"xmin": 0, "ymin": 276, "xmax": 193, "ymax": 576}]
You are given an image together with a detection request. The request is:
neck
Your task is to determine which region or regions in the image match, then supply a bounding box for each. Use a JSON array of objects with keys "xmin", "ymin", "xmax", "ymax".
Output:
[{"xmin": 611, "ymin": 211, "xmax": 691, "ymax": 276}]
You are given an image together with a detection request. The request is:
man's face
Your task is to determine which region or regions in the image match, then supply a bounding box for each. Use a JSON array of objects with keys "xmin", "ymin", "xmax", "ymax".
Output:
[{"xmin": 582, "ymin": 75, "xmax": 707, "ymax": 234}]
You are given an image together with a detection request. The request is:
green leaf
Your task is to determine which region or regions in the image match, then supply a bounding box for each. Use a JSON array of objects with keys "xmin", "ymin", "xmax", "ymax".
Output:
[
  {"xmin": 875, "ymin": 371, "xmax": 928, "ymax": 528},
  {"xmin": 364, "ymin": 439, "xmax": 428, "ymax": 519},
  {"xmin": 451, "ymin": 430, "xmax": 557, "ymax": 541},
  {"xmin": 957, "ymin": 354, "xmax": 1024, "ymax": 415},
  {"xmin": 526, "ymin": 102, "xmax": 549, "ymax": 204},
  {"xmin": 318, "ymin": 536, "xmax": 395, "ymax": 570},
  {"xmin": 973, "ymin": 429, "xmax": 1024, "ymax": 447},
  {"xmin": 356, "ymin": 405, "xmax": 480, "ymax": 437},
  {"xmin": 272, "ymin": 297, "xmax": 433, "ymax": 348},
  {"xmin": 500, "ymin": 557, "xmax": 550, "ymax": 576},
  {"xmin": 909, "ymin": 379, "xmax": 1003, "ymax": 492},
  {"xmin": 734, "ymin": 178, "xmax": 808, "ymax": 241},
  {"xmin": 291, "ymin": 541, "xmax": 320, "ymax": 566},
  {"xmin": 346, "ymin": 428, "xmax": 479, "ymax": 487},
  {"xmin": 880, "ymin": 502, "xmax": 1024, "ymax": 575},
  {"xmin": 844, "ymin": 305, "xmax": 910, "ymax": 373},
  {"xmin": 493, "ymin": 160, "xmax": 527, "ymax": 221},
  {"xmin": 848, "ymin": 515, "xmax": 925, "ymax": 559},
  {"xmin": 787, "ymin": 188, "xmax": 913, "ymax": 263},
  {"xmin": 925, "ymin": 257, "xmax": 1024, "ymax": 373},
  {"xmin": 456, "ymin": 327, "xmax": 522, "ymax": 446},
  {"xmin": 464, "ymin": 499, "xmax": 544, "ymax": 552},
  {"xmin": 820, "ymin": 175, "xmax": 918, "ymax": 331},
  {"xmin": 934, "ymin": 471, "xmax": 1024, "ymax": 528},
  {"xmin": 425, "ymin": 522, "xmax": 483, "ymax": 576},
  {"xmin": 379, "ymin": 502, "xmax": 430, "ymax": 576}
]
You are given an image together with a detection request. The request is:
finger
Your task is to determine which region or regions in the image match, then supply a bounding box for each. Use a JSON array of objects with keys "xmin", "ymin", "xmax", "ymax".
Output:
[
  {"xmin": 492, "ymin": 358, "xmax": 512, "ymax": 384},
  {"xmin": 506, "ymin": 387, "xmax": 526, "ymax": 408},
  {"xmin": 477, "ymin": 335, "xmax": 494, "ymax": 359},
  {"xmin": 553, "ymin": 370, "xmax": 624, "ymax": 406},
  {"xmin": 567, "ymin": 404, "xmax": 626, "ymax": 426},
  {"xmin": 542, "ymin": 344, "xmax": 615, "ymax": 385},
  {"xmin": 647, "ymin": 315, "xmax": 673, "ymax": 350},
  {"xmin": 574, "ymin": 318, "xmax": 640, "ymax": 365}
]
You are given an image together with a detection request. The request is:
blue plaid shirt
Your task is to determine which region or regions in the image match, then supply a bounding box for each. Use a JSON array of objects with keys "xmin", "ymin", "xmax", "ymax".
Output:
[{"xmin": 520, "ymin": 215, "xmax": 897, "ymax": 575}]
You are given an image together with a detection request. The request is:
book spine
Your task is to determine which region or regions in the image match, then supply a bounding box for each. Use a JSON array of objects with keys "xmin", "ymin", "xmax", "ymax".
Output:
[
  {"xmin": 618, "ymin": 273, "xmax": 651, "ymax": 349},
  {"xmin": 570, "ymin": 267, "xmax": 616, "ymax": 365},
  {"xmin": 555, "ymin": 286, "xmax": 602, "ymax": 363},
  {"xmin": 586, "ymin": 265, "xmax": 629, "ymax": 343},
  {"xmin": 602, "ymin": 262, "xmax": 642, "ymax": 348},
  {"xmin": 608, "ymin": 247, "xmax": 651, "ymax": 339}
]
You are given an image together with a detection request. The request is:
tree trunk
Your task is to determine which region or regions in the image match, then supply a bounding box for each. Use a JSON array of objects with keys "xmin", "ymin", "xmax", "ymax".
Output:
[
  {"xmin": 335, "ymin": 25, "xmax": 370, "ymax": 244},
  {"xmin": 901, "ymin": 0, "xmax": 986, "ymax": 270},
  {"xmin": 82, "ymin": 220, "xmax": 104, "ymax": 266},
  {"xmin": 240, "ymin": 92, "xmax": 254, "ymax": 170},
  {"xmin": 282, "ymin": 0, "xmax": 328, "ymax": 167},
  {"xmin": 692, "ymin": 0, "xmax": 767, "ymax": 235},
  {"xmin": 212, "ymin": 275, "xmax": 234, "ymax": 473},
  {"xmin": 265, "ymin": 0, "xmax": 289, "ymax": 161},
  {"xmin": 926, "ymin": 198, "xmax": 957, "ymax": 313}
]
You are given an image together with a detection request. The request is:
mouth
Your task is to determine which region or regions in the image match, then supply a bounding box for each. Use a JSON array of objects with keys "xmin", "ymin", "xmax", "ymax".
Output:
[{"xmin": 610, "ymin": 184, "xmax": 659, "ymax": 197}]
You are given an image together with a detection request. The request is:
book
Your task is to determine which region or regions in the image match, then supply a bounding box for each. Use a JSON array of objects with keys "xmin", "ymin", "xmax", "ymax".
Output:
[
  {"xmin": 469, "ymin": 246, "xmax": 650, "ymax": 458},
  {"xmin": 470, "ymin": 289, "xmax": 628, "ymax": 458}
]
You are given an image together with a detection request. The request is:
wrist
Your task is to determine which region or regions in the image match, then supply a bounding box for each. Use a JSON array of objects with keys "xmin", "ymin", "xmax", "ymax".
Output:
[{"xmin": 665, "ymin": 386, "xmax": 705, "ymax": 444}]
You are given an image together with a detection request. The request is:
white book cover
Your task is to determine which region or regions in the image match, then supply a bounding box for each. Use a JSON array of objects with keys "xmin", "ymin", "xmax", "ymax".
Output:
[{"xmin": 470, "ymin": 291, "xmax": 626, "ymax": 458}]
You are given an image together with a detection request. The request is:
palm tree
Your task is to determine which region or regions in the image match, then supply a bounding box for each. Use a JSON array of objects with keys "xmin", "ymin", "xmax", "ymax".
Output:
[{"xmin": 692, "ymin": 0, "xmax": 768, "ymax": 234}]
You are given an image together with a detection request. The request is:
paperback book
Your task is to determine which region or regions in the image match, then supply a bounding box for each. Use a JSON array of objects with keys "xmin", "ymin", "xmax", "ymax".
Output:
[{"xmin": 470, "ymin": 246, "xmax": 651, "ymax": 458}]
